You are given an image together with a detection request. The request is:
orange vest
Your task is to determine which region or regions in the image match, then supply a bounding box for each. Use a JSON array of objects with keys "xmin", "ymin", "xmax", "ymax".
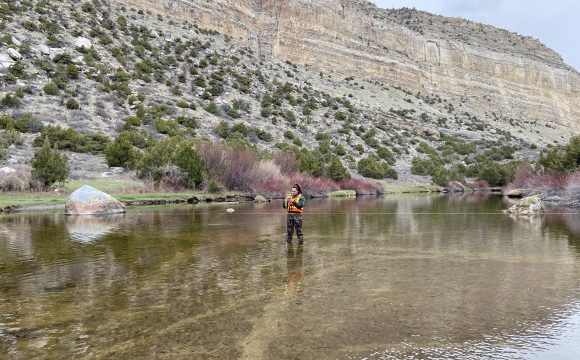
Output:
[{"xmin": 287, "ymin": 194, "xmax": 304, "ymax": 213}]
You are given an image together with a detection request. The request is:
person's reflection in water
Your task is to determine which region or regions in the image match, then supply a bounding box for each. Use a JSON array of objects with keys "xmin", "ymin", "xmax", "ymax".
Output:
[{"xmin": 285, "ymin": 244, "xmax": 304, "ymax": 298}]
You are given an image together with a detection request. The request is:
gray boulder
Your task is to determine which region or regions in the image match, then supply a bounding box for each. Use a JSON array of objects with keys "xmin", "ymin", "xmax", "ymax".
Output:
[
  {"xmin": 0, "ymin": 167, "xmax": 16, "ymax": 176},
  {"xmin": 65, "ymin": 185, "xmax": 126, "ymax": 215},
  {"xmin": 254, "ymin": 195, "xmax": 267, "ymax": 203},
  {"xmin": 37, "ymin": 45, "xmax": 50, "ymax": 55},
  {"xmin": 0, "ymin": 53, "xmax": 12, "ymax": 62},
  {"xmin": 74, "ymin": 37, "xmax": 92, "ymax": 49},
  {"xmin": 7, "ymin": 48, "xmax": 22, "ymax": 60},
  {"xmin": 72, "ymin": 55, "xmax": 84, "ymax": 64},
  {"xmin": 0, "ymin": 63, "xmax": 11, "ymax": 74},
  {"xmin": 48, "ymin": 48, "xmax": 65, "ymax": 60},
  {"xmin": 505, "ymin": 195, "xmax": 545, "ymax": 215},
  {"xmin": 505, "ymin": 188, "xmax": 527, "ymax": 198},
  {"xmin": 11, "ymin": 37, "xmax": 21, "ymax": 47}
]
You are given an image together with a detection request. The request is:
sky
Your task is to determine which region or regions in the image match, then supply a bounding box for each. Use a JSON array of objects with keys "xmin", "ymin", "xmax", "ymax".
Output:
[{"xmin": 371, "ymin": 0, "xmax": 579, "ymax": 71}]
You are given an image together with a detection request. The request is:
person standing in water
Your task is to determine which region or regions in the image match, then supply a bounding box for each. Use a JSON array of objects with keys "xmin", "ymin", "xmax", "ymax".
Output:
[{"xmin": 283, "ymin": 183, "xmax": 305, "ymax": 244}]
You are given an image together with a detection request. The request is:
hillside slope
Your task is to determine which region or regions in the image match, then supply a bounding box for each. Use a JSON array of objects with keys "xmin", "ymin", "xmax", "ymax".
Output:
[{"xmin": 0, "ymin": 0, "xmax": 577, "ymax": 181}]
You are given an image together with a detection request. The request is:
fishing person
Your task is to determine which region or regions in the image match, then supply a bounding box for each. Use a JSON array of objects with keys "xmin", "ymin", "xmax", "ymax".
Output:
[{"xmin": 283, "ymin": 183, "xmax": 305, "ymax": 244}]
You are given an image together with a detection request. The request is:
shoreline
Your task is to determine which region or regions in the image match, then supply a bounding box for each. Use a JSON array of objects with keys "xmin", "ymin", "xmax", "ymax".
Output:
[
  {"xmin": 5, "ymin": 182, "xmax": 575, "ymax": 213},
  {"xmin": 0, "ymin": 183, "xmax": 443, "ymax": 213}
]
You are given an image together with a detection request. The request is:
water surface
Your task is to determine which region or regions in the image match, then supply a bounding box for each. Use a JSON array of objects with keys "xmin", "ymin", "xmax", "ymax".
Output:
[{"xmin": 1, "ymin": 194, "xmax": 580, "ymax": 359}]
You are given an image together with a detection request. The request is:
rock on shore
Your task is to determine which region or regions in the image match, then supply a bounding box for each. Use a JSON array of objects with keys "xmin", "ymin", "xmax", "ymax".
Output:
[
  {"xmin": 65, "ymin": 185, "xmax": 126, "ymax": 215},
  {"xmin": 505, "ymin": 195, "xmax": 545, "ymax": 215}
]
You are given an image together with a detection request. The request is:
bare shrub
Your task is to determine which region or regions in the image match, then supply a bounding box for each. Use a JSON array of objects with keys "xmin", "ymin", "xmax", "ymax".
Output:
[
  {"xmin": 508, "ymin": 163, "xmax": 535, "ymax": 189},
  {"xmin": 566, "ymin": 172, "xmax": 580, "ymax": 193},
  {"xmin": 255, "ymin": 160, "xmax": 281, "ymax": 180},
  {"xmin": 339, "ymin": 178, "xmax": 381, "ymax": 193},
  {"xmin": 506, "ymin": 172, "xmax": 575, "ymax": 192},
  {"xmin": 290, "ymin": 173, "xmax": 340, "ymax": 194},
  {"xmin": 196, "ymin": 142, "xmax": 227, "ymax": 180},
  {"xmin": 465, "ymin": 179, "xmax": 489, "ymax": 190},
  {"xmin": 0, "ymin": 165, "xmax": 32, "ymax": 192},
  {"xmin": 274, "ymin": 151, "xmax": 298, "ymax": 175},
  {"xmin": 196, "ymin": 142, "xmax": 259, "ymax": 191},
  {"xmin": 253, "ymin": 161, "xmax": 284, "ymax": 194},
  {"xmin": 226, "ymin": 146, "xmax": 259, "ymax": 190},
  {"xmin": 159, "ymin": 165, "xmax": 187, "ymax": 190}
]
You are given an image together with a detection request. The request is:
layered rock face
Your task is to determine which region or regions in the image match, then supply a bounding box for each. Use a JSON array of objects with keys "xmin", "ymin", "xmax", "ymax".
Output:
[{"xmin": 114, "ymin": 0, "xmax": 579, "ymax": 132}]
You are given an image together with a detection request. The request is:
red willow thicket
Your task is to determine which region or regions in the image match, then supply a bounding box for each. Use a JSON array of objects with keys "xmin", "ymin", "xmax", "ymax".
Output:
[
  {"xmin": 507, "ymin": 163, "xmax": 580, "ymax": 192},
  {"xmin": 195, "ymin": 143, "xmax": 381, "ymax": 195}
]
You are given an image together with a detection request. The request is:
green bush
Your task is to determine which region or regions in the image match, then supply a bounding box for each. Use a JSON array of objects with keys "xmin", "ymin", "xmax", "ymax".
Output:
[
  {"xmin": 410, "ymin": 157, "xmax": 432, "ymax": 176},
  {"xmin": 453, "ymin": 141, "xmax": 476, "ymax": 155},
  {"xmin": 376, "ymin": 146, "xmax": 396, "ymax": 165},
  {"xmin": 173, "ymin": 141, "xmax": 204, "ymax": 188},
  {"xmin": 136, "ymin": 138, "xmax": 204, "ymax": 188},
  {"xmin": 416, "ymin": 142, "xmax": 438, "ymax": 155},
  {"xmin": 327, "ymin": 155, "xmax": 350, "ymax": 181},
  {"xmin": 176, "ymin": 116, "xmax": 198, "ymax": 129},
  {"xmin": 564, "ymin": 135, "xmax": 580, "ymax": 169},
  {"xmin": 476, "ymin": 162, "xmax": 510, "ymax": 186},
  {"xmin": 334, "ymin": 144, "xmax": 346, "ymax": 156},
  {"xmin": 154, "ymin": 118, "xmax": 180, "ymax": 136},
  {"xmin": 254, "ymin": 128, "xmax": 272, "ymax": 142},
  {"xmin": 65, "ymin": 99, "xmax": 80, "ymax": 109},
  {"xmin": 43, "ymin": 82, "xmax": 60, "ymax": 95},
  {"xmin": 105, "ymin": 136, "xmax": 141, "ymax": 169},
  {"xmin": 298, "ymin": 149, "xmax": 325, "ymax": 177},
  {"xmin": 137, "ymin": 137, "xmax": 179, "ymax": 181},
  {"xmin": 23, "ymin": 20, "xmax": 38, "ymax": 31},
  {"xmin": 385, "ymin": 167, "xmax": 398, "ymax": 180},
  {"xmin": 1, "ymin": 93, "xmax": 21, "ymax": 108},
  {"xmin": 33, "ymin": 126, "xmax": 110, "ymax": 154},
  {"xmin": 205, "ymin": 101, "xmax": 219, "ymax": 115},
  {"xmin": 358, "ymin": 156, "xmax": 390, "ymax": 179},
  {"xmin": 208, "ymin": 179, "xmax": 220, "ymax": 193},
  {"xmin": 0, "ymin": 115, "xmax": 14, "ymax": 130},
  {"xmin": 214, "ymin": 121, "xmax": 230, "ymax": 139},
  {"xmin": 230, "ymin": 122, "xmax": 250, "ymax": 136},
  {"xmin": 123, "ymin": 116, "xmax": 141, "ymax": 129},
  {"xmin": 411, "ymin": 154, "xmax": 444, "ymax": 176},
  {"xmin": 539, "ymin": 148, "xmax": 567, "ymax": 173},
  {"xmin": 8, "ymin": 61, "xmax": 26, "ymax": 79},
  {"xmin": 67, "ymin": 64, "xmax": 80, "ymax": 79},
  {"xmin": 3, "ymin": 129, "xmax": 23, "ymax": 146},
  {"xmin": 116, "ymin": 130, "xmax": 151, "ymax": 149},
  {"xmin": 31, "ymin": 137, "xmax": 70, "ymax": 188}
]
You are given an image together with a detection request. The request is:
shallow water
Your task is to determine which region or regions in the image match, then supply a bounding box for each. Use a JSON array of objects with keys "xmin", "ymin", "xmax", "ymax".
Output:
[{"xmin": 1, "ymin": 194, "xmax": 580, "ymax": 359}]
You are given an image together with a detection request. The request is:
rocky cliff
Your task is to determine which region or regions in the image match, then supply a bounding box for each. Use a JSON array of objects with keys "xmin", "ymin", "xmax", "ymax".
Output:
[{"xmin": 116, "ymin": 0, "xmax": 579, "ymax": 131}]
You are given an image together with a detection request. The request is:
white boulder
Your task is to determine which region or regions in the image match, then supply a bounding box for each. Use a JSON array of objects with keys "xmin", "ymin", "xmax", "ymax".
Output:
[{"xmin": 65, "ymin": 185, "xmax": 126, "ymax": 215}]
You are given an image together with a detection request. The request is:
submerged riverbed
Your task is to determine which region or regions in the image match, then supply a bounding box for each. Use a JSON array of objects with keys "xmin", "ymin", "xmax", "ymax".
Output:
[{"xmin": 1, "ymin": 194, "xmax": 579, "ymax": 359}]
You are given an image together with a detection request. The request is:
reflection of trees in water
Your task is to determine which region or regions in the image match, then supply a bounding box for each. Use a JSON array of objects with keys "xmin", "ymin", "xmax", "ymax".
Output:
[
  {"xmin": 0, "ymin": 215, "xmax": 37, "ymax": 259},
  {"xmin": 543, "ymin": 211, "xmax": 580, "ymax": 254}
]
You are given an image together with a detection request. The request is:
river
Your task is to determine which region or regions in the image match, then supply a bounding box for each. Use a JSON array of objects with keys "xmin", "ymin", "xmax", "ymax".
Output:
[{"xmin": 1, "ymin": 194, "xmax": 579, "ymax": 359}]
